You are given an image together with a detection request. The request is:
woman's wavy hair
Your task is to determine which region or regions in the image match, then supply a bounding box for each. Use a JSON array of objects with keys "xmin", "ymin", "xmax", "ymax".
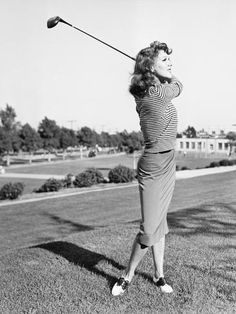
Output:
[{"xmin": 129, "ymin": 41, "xmax": 172, "ymax": 98}]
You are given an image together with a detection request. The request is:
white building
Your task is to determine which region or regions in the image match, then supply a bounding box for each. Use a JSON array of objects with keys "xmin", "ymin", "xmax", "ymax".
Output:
[{"xmin": 176, "ymin": 137, "xmax": 230, "ymax": 155}]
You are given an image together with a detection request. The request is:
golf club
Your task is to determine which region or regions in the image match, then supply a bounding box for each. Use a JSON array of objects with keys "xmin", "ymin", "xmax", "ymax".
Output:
[{"xmin": 47, "ymin": 16, "xmax": 135, "ymax": 61}]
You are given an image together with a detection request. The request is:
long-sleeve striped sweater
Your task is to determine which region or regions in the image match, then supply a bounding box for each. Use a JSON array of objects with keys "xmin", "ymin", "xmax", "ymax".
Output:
[{"xmin": 135, "ymin": 76, "xmax": 183, "ymax": 153}]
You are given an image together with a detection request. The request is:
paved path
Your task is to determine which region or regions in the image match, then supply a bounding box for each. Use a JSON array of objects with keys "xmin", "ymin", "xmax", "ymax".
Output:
[{"xmin": 0, "ymin": 172, "xmax": 65, "ymax": 180}]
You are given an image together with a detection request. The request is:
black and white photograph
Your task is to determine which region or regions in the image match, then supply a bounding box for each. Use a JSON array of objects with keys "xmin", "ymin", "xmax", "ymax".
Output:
[{"xmin": 0, "ymin": 0, "xmax": 235, "ymax": 313}]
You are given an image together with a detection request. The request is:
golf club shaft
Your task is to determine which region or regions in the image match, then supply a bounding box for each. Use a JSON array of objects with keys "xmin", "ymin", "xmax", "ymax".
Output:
[{"xmin": 60, "ymin": 19, "xmax": 135, "ymax": 61}]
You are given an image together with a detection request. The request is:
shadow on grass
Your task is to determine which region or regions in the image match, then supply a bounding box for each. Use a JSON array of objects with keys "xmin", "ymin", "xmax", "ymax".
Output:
[
  {"xmin": 34, "ymin": 241, "xmax": 125, "ymax": 288},
  {"xmin": 126, "ymin": 202, "xmax": 236, "ymax": 238},
  {"xmin": 42, "ymin": 212, "xmax": 95, "ymax": 232},
  {"xmin": 167, "ymin": 202, "xmax": 236, "ymax": 237},
  {"xmin": 34, "ymin": 241, "xmax": 153, "ymax": 289}
]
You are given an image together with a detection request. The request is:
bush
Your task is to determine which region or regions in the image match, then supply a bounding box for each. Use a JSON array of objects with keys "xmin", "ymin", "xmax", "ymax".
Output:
[
  {"xmin": 208, "ymin": 161, "xmax": 220, "ymax": 168},
  {"xmin": 181, "ymin": 166, "xmax": 190, "ymax": 171},
  {"xmin": 219, "ymin": 159, "xmax": 230, "ymax": 166},
  {"xmin": 0, "ymin": 182, "xmax": 24, "ymax": 200},
  {"xmin": 35, "ymin": 178, "xmax": 63, "ymax": 193},
  {"xmin": 88, "ymin": 150, "xmax": 96, "ymax": 158},
  {"xmin": 74, "ymin": 168, "xmax": 104, "ymax": 188},
  {"xmin": 84, "ymin": 168, "xmax": 104, "ymax": 184},
  {"xmin": 108, "ymin": 165, "xmax": 136, "ymax": 183}
]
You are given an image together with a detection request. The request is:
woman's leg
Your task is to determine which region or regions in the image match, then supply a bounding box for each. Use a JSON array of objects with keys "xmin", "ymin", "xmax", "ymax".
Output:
[
  {"xmin": 124, "ymin": 236, "xmax": 149, "ymax": 281},
  {"xmin": 112, "ymin": 236, "xmax": 148, "ymax": 296},
  {"xmin": 151, "ymin": 235, "xmax": 173, "ymax": 293},
  {"xmin": 151, "ymin": 235, "xmax": 165, "ymax": 279}
]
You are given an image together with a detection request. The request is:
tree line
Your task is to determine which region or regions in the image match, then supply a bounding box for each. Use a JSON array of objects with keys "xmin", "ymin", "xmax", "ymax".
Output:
[
  {"xmin": 1, "ymin": 104, "xmax": 235, "ymax": 155},
  {"xmin": 0, "ymin": 104, "xmax": 144, "ymax": 154}
]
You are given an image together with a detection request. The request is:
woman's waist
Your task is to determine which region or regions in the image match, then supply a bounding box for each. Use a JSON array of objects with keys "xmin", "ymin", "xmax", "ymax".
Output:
[{"xmin": 144, "ymin": 139, "xmax": 176, "ymax": 153}]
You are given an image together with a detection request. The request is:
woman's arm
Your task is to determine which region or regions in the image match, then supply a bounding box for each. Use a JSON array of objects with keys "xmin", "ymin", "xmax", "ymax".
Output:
[{"xmin": 150, "ymin": 75, "xmax": 183, "ymax": 100}]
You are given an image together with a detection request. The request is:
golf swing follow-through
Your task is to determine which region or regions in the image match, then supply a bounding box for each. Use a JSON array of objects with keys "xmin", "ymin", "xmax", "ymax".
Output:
[
  {"xmin": 47, "ymin": 16, "xmax": 183, "ymax": 297},
  {"xmin": 47, "ymin": 16, "xmax": 135, "ymax": 61}
]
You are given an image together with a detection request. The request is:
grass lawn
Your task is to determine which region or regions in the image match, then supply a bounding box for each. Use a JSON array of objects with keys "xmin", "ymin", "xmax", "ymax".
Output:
[
  {"xmin": 0, "ymin": 152, "xmax": 231, "ymax": 196},
  {"xmin": 5, "ymin": 152, "xmax": 228, "ymax": 176},
  {"xmin": 0, "ymin": 171, "xmax": 235, "ymax": 313}
]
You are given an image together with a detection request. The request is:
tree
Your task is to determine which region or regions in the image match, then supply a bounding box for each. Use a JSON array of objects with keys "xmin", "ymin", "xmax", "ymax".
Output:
[
  {"xmin": 59, "ymin": 127, "xmax": 78, "ymax": 150},
  {"xmin": 0, "ymin": 104, "xmax": 17, "ymax": 131},
  {"xmin": 226, "ymin": 131, "xmax": 236, "ymax": 141},
  {"xmin": 183, "ymin": 126, "xmax": 197, "ymax": 138},
  {"xmin": 38, "ymin": 117, "xmax": 60, "ymax": 150},
  {"xmin": 99, "ymin": 131, "xmax": 113, "ymax": 147},
  {"xmin": 118, "ymin": 130, "xmax": 143, "ymax": 152},
  {"xmin": 77, "ymin": 126, "xmax": 97, "ymax": 147},
  {"xmin": 0, "ymin": 104, "xmax": 21, "ymax": 153},
  {"xmin": 19, "ymin": 123, "xmax": 42, "ymax": 152},
  {"xmin": 226, "ymin": 131, "xmax": 236, "ymax": 155}
]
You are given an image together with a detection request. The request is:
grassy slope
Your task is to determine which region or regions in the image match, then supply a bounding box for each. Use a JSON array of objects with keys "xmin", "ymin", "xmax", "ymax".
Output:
[{"xmin": 0, "ymin": 172, "xmax": 235, "ymax": 313}]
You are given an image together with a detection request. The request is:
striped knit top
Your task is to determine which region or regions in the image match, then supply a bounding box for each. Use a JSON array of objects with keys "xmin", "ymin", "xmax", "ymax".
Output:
[{"xmin": 135, "ymin": 76, "xmax": 183, "ymax": 153}]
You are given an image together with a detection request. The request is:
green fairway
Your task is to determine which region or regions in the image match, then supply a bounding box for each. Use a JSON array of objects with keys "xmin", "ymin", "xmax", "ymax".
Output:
[{"xmin": 0, "ymin": 171, "xmax": 235, "ymax": 313}]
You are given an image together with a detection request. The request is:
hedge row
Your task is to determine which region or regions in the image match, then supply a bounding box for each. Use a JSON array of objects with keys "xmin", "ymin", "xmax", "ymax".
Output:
[
  {"xmin": 206, "ymin": 159, "xmax": 236, "ymax": 168},
  {"xmin": 176, "ymin": 158, "xmax": 236, "ymax": 171},
  {"xmin": 1, "ymin": 158, "xmax": 235, "ymax": 199},
  {"xmin": 34, "ymin": 165, "xmax": 136, "ymax": 193}
]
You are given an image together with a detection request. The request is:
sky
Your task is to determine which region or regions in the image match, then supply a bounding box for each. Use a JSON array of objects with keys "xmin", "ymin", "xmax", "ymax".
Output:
[{"xmin": 0, "ymin": 0, "xmax": 236, "ymax": 134}]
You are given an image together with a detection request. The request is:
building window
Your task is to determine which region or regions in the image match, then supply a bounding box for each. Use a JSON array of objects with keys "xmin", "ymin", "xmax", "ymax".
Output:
[
  {"xmin": 191, "ymin": 142, "xmax": 195, "ymax": 149},
  {"xmin": 180, "ymin": 142, "xmax": 183, "ymax": 149},
  {"xmin": 186, "ymin": 142, "xmax": 189, "ymax": 149},
  {"xmin": 198, "ymin": 142, "xmax": 202, "ymax": 150},
  {"xmin": 210, "ymin": 144, "xmax": 214, "ymax": 150},
  {"xmin": 218, "ymin": 143, "xmax": 223, "ymax": 150},
  {"xmin": 224, "ymin": 143, "xmax": 228, "ymax": 150}
]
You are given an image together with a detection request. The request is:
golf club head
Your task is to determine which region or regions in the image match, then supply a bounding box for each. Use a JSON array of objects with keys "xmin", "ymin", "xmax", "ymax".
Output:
[{"xmin": 47, "ymin": 16, "xmax": 62, "ymax": 29}]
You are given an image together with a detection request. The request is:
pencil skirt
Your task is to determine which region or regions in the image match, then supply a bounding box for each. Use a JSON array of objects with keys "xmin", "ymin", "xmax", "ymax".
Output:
[{"xmin": 136, "ymin": 149, "xmax": 176, "ymax": 247}]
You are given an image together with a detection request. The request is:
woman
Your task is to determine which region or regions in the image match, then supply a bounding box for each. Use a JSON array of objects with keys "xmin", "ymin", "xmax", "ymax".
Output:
[{"xmin": 112, "ymin": 41, "xmax": 183, "ymax": 296}]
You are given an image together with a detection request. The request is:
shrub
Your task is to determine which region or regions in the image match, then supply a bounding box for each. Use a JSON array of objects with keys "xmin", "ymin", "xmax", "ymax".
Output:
[
  {"xmin": 219, "ymin": 159, "xmax": 230, "ymax": 166},
  {"xmin": 176, "ymin": 165, "xmax": 180, "ymax": 171},
  {"xmin": 208, "ymin": 161, "xmax": 220, "ymax": 168},
  {"xmin": 181, "ymin": 166, "xmax": 190, "ymax": 171},
  {"xmin": 35, "ymin": 178, "xmax": 63, "ymax": 193},
  {"xmin": 88, "ymin": 150, "xmax": 96, "ymax": 158},
  {"xmin": 108, "ymin": 165, "xmax": 136, "ymax": 183},
  {"xmin": 86, "ymin": 168, "xmax": 104, "ymax": 183},
  {"xmin": 0, "ymin": 182, "xmax": 24, "ymax": 200},
  {"xmin": 74, "ymin": 168, "xmax": 104, "ymax": 188}
]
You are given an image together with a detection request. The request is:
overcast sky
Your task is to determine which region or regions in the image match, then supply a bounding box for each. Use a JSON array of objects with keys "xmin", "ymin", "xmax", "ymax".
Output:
[{"xmin": 0, "ymin": 0, "xmax": 236, "ymax": 133}]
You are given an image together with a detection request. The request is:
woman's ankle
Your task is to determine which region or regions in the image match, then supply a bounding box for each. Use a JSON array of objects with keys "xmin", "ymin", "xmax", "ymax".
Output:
[
  {"xmin": 124, "ymin": 271, "xmax": 134, "ymax": 282},
  {"xmin": 154, "ymin": 272, "xmax": 164, "ymax": 280}
]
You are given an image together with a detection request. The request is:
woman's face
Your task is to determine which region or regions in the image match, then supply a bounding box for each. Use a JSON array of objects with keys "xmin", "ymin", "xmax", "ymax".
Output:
[{"xmin": 153, "ymin": 50, "xmax": 172, "ymax": 80}]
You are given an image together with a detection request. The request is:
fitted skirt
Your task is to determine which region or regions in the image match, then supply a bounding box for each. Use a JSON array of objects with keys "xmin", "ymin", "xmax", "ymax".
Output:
[{"xmin": 136, "ymin": 149, "xmax": 176, "ymax": 247}]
